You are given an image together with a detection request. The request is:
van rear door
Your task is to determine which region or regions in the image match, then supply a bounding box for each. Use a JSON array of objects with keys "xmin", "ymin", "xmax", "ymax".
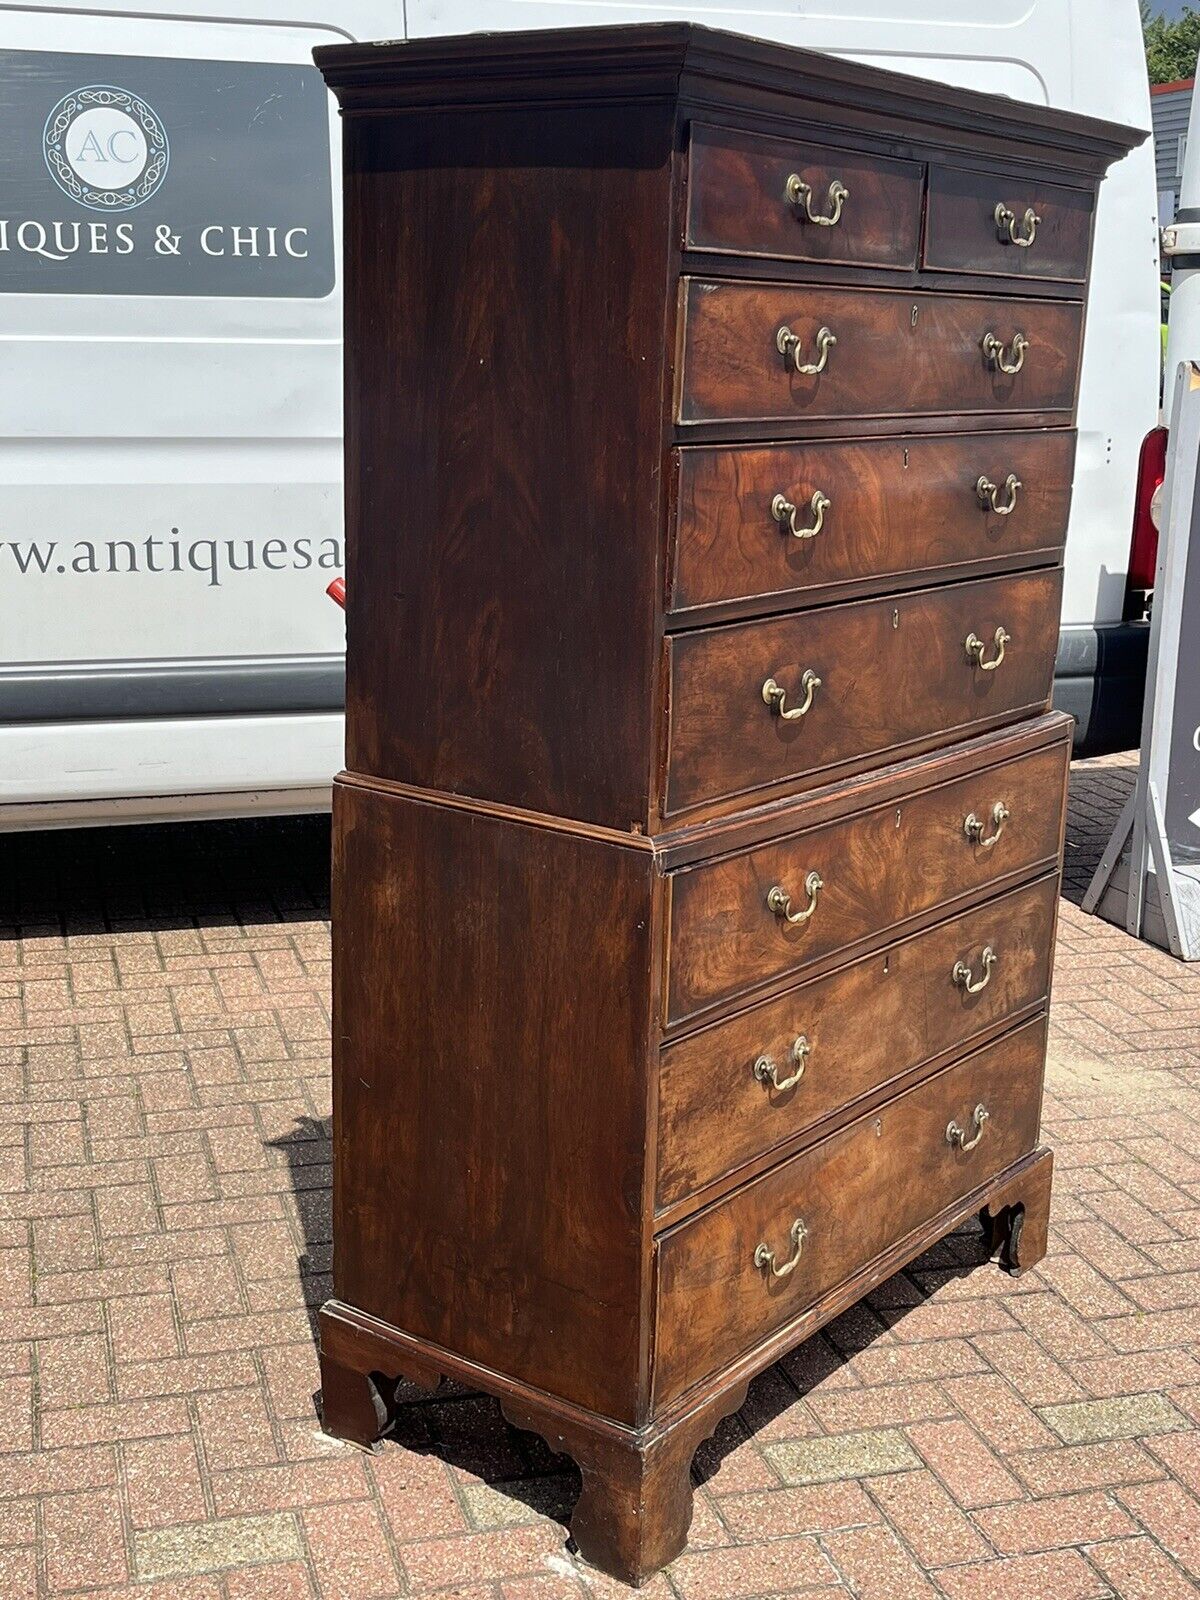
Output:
[{"xmin": 0, "ymin": 10, "xmax": 345, "ymax": 807}]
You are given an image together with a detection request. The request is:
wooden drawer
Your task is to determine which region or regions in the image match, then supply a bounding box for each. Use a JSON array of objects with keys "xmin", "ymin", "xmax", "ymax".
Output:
[
  {"xmin": 677, "ymin": 280, "xmax": 1083, "ymax": 426},
  {"xmin": 665, "ymin": 734, "xmax": 1067, "ymax": 1026},
  {"xmin": 685, "ymin": 123, "xmax": 923, "ymax": 269},
  {"xmin": 657, "ymin": 873, "xmax": 1057, "ymax": 1211},
  {"xmin": 670, "ymin": 430, "xmax": 1076, "ymax": 619},
  {"xmin": 924, "ymin": 165, "xmax": 1093, "ymax": 283},
  {"xmin": 667, "ymin": 567, "xmax": 1061, "ymax": 816},
  {"xmin": 653, "ymin": 1015, "xmax": 1046, "ymax": 1404}
]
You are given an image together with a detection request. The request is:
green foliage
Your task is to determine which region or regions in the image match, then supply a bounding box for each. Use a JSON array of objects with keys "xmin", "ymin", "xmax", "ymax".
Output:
[{"xmin": 1145, "ymin": 5, "xmax": 1200, "ymax": 85}]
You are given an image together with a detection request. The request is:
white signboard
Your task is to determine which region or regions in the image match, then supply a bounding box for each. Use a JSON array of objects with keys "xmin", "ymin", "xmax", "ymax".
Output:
[{"xmin": 0, "ymin": 50, "xmax": 334, "ymax": 297}]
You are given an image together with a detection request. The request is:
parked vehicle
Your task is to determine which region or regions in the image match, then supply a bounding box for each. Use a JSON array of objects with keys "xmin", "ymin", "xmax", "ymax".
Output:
[
  {"xmin": 0, "ymin": 0, "xmax": 393, "ymax": 828},
  {"xmin": 0, "ymin": 0, "xmax": 1160, "ymax": 828}
]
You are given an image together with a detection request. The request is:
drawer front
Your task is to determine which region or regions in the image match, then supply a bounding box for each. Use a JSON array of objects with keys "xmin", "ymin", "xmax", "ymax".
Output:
[
  {"xmin": 924, "ymin": 165, "xmax": 1094, "ymax": 283},
  {"xmin": 671, "ymin": 430, "xmax": 1076, "ymax": 618},
  {"xmin": 657, "ymin": 874, "xmax": 1057, "ymax": 1210},
  {"xmin": 677, "ymin": 280, "xmax": 1083, "ymax": 426},
  {"xmin": 653, "ymin": 1016, "xmax": 1046, "ymax": 1405},
  {"xmin": 666, "ymin": 734, "xmax": 1067, "ymax": 1026},
  {"xmin": 686, "ymin": 123, "xmax": 923, "ymax": 269},
  {"xmin": 667, "ymin": 568, "xmax": 1061, "ymax": 816}
]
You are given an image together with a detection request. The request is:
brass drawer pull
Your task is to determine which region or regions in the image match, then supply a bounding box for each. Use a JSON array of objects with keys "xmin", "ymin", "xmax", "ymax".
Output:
[
  {"xmin": 767, "ymin": 871, "xmax": 823, "ymax": 926},
  {"xmin": 982, "ymin": 330, "xmax": 1029, "ymax": 375},
  {"xmin": 964, "ymin": 800, "xmax": 1010, "ymax": 849},
  {"xmin": 965, "ymin": 626, "xmax": 1010, "ymax": 671},
  {"xmin": 763, "ymin": 669, "xmax": 821, "ymax": 720},
  {"xmin": 953, "ymin": 946, "xmax": 996, "ymax": 994},
  {"xmin": 976, "ymin": 473, "xmax": 1022, "ymax": 516},
  {"xmin": 772, "ymin": 489, "xmax": 830, "ymax": 540},
  {"xmin": 777, "ymin": 323, "xmax": 837, "ymax": 376},
  {"xmin": 785, "ymin": 173, "xmax": 849, "ymax": 227},
  {"xmin": 754, "ymin": 1216, "xmax": 807, "ymax": 1278},
  {"xmin": 995, "ymin": 202, "xmax": 1041, "ymax": 248},
  {"xmin": 754, "ymin": 1035, "xmax": 810, "ymax": 1093},
  {"xmin": 946, "ymin": 1103, "xmax": 990, "ymax": 1152}
]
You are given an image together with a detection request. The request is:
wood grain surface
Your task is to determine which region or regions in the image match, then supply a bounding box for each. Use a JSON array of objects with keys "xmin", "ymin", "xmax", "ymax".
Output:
[
  {"xmin": 670, "ymin": 430, "xmax": 1076, "ymax": 619},
  {"xmin": 657, "ymin": 873, "xmax": 1057, "ymax": 1209},
  {"xmin": 677, "ymin": 280, "xmax": 1084, "ymax": 425},
  {"xmin": 924, "ymin": 164, "xmax": 1094, "ymax": 281},
  {"xmin": 665, "ymin": 734, "xmax": 1068, "ymax": 1024},
  {"xmin": 340, "ymin": 104, "xmax": 675, "ymax": 831},
  {"xmin": 686, "ymin": 122, "xmax": 923, "ymax": 268},
  {"xmin": 332, "ymin": 780, "xmax": 658, "ymax": 1424},
  {"xmin": 666, "ymin": 568, "xmax": 1062, "ymax": 815},
  {"xmin": 653, "ymin": 1016, "xmax": 1047, "ymax": 1405}
]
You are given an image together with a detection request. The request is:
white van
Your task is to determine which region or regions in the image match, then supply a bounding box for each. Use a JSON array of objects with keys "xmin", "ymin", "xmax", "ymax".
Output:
[{"xmin": 0, "ymin": 0, "xmax": 1159, "ymax": 828}]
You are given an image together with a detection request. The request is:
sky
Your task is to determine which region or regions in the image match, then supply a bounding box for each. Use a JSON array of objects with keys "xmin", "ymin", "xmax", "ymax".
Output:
[{"xmin": 1154, "ymin": 1, "xmax": 1193, "ymax": 17}]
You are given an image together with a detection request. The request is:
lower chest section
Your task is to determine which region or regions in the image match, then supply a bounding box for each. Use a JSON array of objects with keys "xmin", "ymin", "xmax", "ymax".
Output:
[{"xmin": 647, "ymin": 719, "xmax": 1068, "ymax": 1409}]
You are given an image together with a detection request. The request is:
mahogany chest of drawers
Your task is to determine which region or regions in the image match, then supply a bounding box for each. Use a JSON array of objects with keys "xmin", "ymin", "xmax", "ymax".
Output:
[{"xmin": 314, "ymin": 27, "xmax": 1142, "ymax": 1585}]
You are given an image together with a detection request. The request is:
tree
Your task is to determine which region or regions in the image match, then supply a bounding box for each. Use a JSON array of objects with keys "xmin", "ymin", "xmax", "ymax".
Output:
[{"xmin": 1145, "ymin": 4, "xmax": 1200, "ymax": 84}]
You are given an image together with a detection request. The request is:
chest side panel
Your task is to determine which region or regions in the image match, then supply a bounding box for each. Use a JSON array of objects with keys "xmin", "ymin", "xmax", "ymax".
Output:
[
  {"xmin": 331, "ymin": 779, "xmax": 660, "ymax": 1423},
  {"xmin": 340, "ymin": 104, "xmax": 676, "ymax": 830}
]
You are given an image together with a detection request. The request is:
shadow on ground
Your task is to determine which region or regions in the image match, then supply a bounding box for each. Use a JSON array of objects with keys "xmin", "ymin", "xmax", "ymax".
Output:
[
  {"xmin": 0, "ymin": 814, "xmax": 332, "ymax": 932},
  {"xmin": 1061, "ymin": 755, "xmax": 1136, "ymax": 907},
  {"xmin": 273, "ymin": 1095, "xmax": 1009, "ymax": 1533}
]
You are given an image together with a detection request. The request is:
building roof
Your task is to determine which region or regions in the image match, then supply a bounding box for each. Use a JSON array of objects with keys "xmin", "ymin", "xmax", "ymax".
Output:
[{"xmin": 1153, "ymin": 77, "xmax": 1195, "ymax": 96}]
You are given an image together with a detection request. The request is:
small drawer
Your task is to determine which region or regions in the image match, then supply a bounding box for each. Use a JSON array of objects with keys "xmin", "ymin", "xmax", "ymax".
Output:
[
  {"xmin": 653, "ymin": 1015, "xmax": 1047, "ymax": 1405},
  {"xmin": 676, "ymin": 280, "xmax": 1083, "ymax": 426},
  {"xmin": 657, "ymin": 874, "xmax": 1058, "ymax": 1211},
  {"xmin": 665, "ymin": 733, "xmax": 1067, "ymax": 1026},
  {"xmin": 670, "ymin": 430, "xmax": 1076, "ymax": 619},
  {"xmin": 685, "ymin": 122, "xmax": 923, "ymax": 269},
  {"xmin": 666, "ymin": 567, "xmax": 1061, "ymax": 816},
  {"xmin": 924, "ymin": 165, "xmax": 1094, "ymax": 283}
]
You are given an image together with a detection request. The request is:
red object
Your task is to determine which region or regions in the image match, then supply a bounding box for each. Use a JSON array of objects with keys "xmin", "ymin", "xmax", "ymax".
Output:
[
  {"xmin": 1125, "ymin": 426, "xmax": 1167, "ymax": 619},
  {"xmin": 327, "ymin": 576, "xmax": 346, "ymax": 609}
]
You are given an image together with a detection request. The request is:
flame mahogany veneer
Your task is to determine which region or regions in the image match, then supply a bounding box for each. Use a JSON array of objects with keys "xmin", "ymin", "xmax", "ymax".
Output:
[{"xmin": 314, "ymin": 26, "xmax": 1143, "ymax": 1585}]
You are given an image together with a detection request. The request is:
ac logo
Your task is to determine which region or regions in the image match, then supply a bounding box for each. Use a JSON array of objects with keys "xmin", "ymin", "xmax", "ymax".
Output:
[
  {"xmin": 73, "ymin": 124, "xmax": 144, "ymax": 168},
  {"xmin": 43, "ymin": 85, "xmax": 168, "ymax": 212}
]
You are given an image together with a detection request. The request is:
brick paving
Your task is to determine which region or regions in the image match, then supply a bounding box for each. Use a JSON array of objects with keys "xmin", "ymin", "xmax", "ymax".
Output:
[{"xmin": 1, "ymin": 749, "xmax": 1198, "ymax": 1599}]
